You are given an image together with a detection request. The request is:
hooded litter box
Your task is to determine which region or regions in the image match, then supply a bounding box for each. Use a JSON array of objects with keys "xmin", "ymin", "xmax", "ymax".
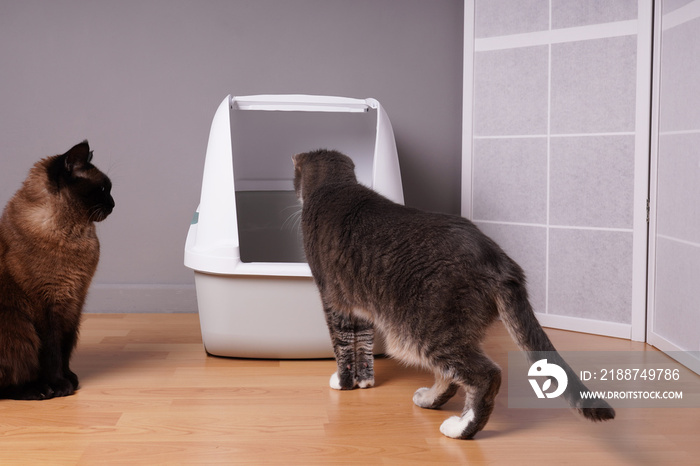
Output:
[{"xmin": 184, "ymin": 94, "xmax": 403, "ymax": 358}]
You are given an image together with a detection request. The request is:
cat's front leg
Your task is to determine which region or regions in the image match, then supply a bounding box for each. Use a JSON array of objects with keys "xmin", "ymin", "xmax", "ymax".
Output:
[
  {"xmin": 324, "ymin": 307, "xmax": 357, "ymax": 390},
  {"xmin": 61, "ymin": 327, "xmax": 80, "ymax": 391},
  {"xmin": 353, "ymin": 317, "xmax": 374, "ymax": 389},
  {"xmin": 31, "ymin": 308, "xmax": 78, "ymax": 398},
  {"xmin": 64, "ymin": 369, "xmax": 79, "ymax": 391}
]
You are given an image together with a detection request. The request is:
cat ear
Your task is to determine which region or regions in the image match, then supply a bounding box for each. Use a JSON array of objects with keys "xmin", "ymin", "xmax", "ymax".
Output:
[
  {"xmin": 292, "ymin": 153, "xmax": 308, "ymax": 168},
  {"xmin": 63, "ymin": 140, "xmax": 92, "ymax": 174}
]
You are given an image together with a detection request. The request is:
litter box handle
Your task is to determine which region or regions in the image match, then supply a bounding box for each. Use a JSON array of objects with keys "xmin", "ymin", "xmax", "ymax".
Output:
[{"xmin": 232, "ymin": 94, "xmax": 370, "ymax": 113}]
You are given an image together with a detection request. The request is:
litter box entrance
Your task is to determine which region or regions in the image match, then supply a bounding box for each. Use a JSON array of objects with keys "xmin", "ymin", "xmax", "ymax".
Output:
[
  {"xmin": 230, "ymin": 105, "xmax": 377, "ymax": 264},
  {"xmin": 235, "ymin": 190, "xmax": 304, "ymax": 263}
]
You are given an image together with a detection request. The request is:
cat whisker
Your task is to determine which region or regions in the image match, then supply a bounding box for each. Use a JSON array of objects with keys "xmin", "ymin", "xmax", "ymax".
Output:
[
  {"xmin": 281, "ymin": 207, "xmax": 303, "ymax": 232},
  {"xmin": 280, "ymin": 203, "xmax": 301, "ymax": 214},
  {"xmin": 87, "ymin": 205, "xmax": 111, "ymax": 223}
]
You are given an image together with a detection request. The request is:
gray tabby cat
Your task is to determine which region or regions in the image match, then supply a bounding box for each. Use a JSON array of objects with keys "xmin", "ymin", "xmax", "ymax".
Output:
[{"xmin": 292, "ymin": 149, "xmax": 614, "ymax": 439}]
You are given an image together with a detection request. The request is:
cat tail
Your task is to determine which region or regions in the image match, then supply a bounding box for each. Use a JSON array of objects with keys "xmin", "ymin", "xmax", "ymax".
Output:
[{"xmin": 497, "ymin": 280, "xmax": 615, "ymax": 422}]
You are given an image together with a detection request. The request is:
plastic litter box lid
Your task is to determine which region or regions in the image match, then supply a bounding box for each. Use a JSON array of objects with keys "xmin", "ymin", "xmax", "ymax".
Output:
[{"xmin": 184, "ymin": 94, "xmax": 402, "ymax": 276}]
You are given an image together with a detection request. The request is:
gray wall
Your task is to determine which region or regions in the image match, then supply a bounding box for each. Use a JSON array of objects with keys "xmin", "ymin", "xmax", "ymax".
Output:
[{"xmin": 0, "ymin": 0, "xmax": 463, "ymax": 312}]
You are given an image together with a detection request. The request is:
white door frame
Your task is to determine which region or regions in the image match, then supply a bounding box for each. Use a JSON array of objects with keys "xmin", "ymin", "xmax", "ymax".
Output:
[{"xmin": 646, "ymin": 0, "xmax": 700, "ymax": 358}]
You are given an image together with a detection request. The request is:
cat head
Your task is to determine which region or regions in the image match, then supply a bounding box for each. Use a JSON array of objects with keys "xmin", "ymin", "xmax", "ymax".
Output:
[
  {"xmin": 44, "ymin": 141, "xmax": 115, "ymax": 223},
  {"xmin": 292, "ymin": 149, "xmax": 357, "ymax": 202}
]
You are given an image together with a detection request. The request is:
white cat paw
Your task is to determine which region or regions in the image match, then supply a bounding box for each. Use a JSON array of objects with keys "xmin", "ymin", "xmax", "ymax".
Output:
[
  {"xmin": 412, "ymin": 387, "xmax": 432, "ymax": 408},
  {"xmin": 329, "ymin": 371, "xmax": 342, "ymax": 390},
  {"xmin": 357, "ymin": 377, "xmax": 374, "ymax": 389},
  {"xmin": 439, "ymin": 410, "xmax": 475, "ymax": 439}
]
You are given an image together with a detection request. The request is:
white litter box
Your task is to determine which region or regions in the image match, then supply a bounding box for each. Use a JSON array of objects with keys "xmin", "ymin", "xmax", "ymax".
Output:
[{"xmin": 184, "ymin": 94, "xmax": 403, "ymax": 358}]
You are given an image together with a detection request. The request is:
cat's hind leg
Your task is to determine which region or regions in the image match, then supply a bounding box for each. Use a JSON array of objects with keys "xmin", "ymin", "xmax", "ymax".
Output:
[
  {"xmin": 0, "ymin": 309, "xmax": 41, "ymax": 399},
  {"xmin": 439, "ymin": 351, "xmax": 501, "ymax": 440},
  {"xmin": 413, "ymin": 371, "xmax": 459, "ymax": 409}
]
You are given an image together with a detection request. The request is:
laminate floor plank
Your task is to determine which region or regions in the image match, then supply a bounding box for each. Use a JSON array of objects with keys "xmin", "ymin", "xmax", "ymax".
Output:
[{"xmin": 0, "ymin": 314, "xmax": 696, "ymax": 465}]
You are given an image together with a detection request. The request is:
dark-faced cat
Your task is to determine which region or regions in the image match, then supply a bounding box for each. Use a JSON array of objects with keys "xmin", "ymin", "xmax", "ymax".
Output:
[
  {"xmin": 292, "ymin": 149, "xmax": 614, "ymax": 439},
  {"xmin": 0, "ymin": 141, "xmax": 114, "ymax": 400}
]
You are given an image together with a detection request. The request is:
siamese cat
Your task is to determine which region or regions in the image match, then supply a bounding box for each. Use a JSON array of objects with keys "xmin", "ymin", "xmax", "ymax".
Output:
[{"xmin": 0, "ymin": 141, "xmax": 114, "ymax": 399}]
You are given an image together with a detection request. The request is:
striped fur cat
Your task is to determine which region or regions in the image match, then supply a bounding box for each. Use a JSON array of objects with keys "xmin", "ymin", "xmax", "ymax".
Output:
[{"xmin": 292, "ymin": 149, "xmax": 614, "ymax": 439}]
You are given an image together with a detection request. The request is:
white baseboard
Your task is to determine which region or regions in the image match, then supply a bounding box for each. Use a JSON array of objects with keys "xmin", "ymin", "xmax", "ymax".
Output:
[
  {"xmin": 83, "ymin": 285, "xmax": 635, "ymax": 340},
  {"xmin": 84, "ymin": 284, "xmax": 198, "ymax": 313},
  {"xmin": 536, "ymin": 312, "xmax": 632, "ymax": 340}
]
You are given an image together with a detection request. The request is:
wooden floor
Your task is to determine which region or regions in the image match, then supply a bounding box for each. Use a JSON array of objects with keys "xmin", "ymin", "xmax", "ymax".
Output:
[{"xmin": 0, "ymin": 314, "xmax": 698, "ymax": 465}]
